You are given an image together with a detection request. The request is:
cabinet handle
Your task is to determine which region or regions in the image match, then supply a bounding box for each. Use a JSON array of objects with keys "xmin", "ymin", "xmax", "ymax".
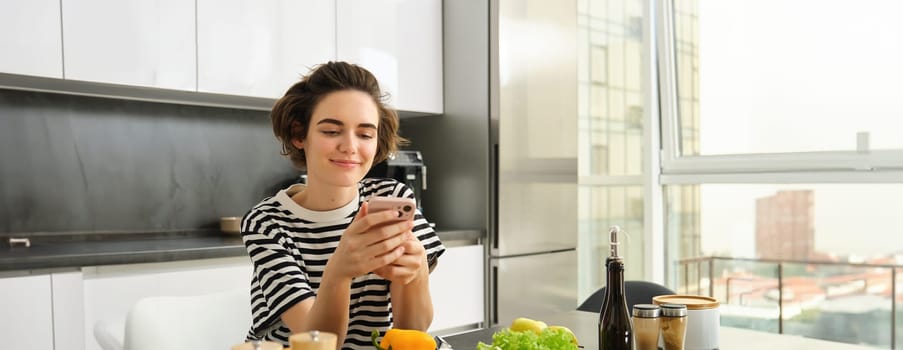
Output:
[{"xmin": 8, "ymin": 237, "xmax": 31, "ymax": 248}]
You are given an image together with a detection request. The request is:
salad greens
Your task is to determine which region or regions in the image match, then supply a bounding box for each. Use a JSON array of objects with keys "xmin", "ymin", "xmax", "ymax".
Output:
[{"xmin": 476, "ymin": 328, "xmax": 578, "ymax": 350}]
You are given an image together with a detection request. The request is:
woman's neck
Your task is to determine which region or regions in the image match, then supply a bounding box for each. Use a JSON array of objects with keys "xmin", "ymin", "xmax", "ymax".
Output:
[{"xmin": 291, "ymin": 180, "xmax": 358, "ymax": 211}]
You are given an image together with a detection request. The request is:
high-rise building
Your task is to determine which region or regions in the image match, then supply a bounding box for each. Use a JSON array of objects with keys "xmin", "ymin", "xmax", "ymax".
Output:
[
  {"xmin": 672, "ymin": 0, "xmax": 702, "ymax": 263},
  {"xmin": 755, "ymin": 190, "xmax": 815, "ymax": 260},
  {"xmin": 577, "ymin": 0, "xmax": 650, "ymax": 288}
]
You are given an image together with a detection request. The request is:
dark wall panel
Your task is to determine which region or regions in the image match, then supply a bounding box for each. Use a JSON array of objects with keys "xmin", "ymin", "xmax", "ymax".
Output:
[{"xmin": 0, "ymin": 89, "xmax": 298, "ymax": 234}]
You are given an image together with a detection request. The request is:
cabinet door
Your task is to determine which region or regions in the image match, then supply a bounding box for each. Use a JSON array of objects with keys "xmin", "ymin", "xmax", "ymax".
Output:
[
  {"xmin": 429, "ymin": 245, "xmax": 484, "ymax": 333},
  {"xmin": 82, "ymin": 257, "xmax": 253, "ymax": 350},
  {"xmin": 61, "ymin": 0, "xmax": 195, "ymax": 90},
  {"xmin": 337, "ymin": 0, "xmax": 443, "ymax": 114},
  {"xmin": 52, "ymin": 271, "xmax": 86, "ymax": 350},
  {"xmin": 0, "ymin": 274, "xmax": 54, "ymax": 350},
  {"xmin": 0, "ymin": 0, "xmax": 62, "ymax": 78},
  {"xmin": 197, "ymin": 0, "xmax": 336, "ymax": 98}
]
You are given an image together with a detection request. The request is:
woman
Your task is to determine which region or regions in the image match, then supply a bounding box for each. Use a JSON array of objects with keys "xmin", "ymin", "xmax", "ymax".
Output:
[{"xmin": 241, "ymin": 61, "xmax": 445, "ymax": 349}]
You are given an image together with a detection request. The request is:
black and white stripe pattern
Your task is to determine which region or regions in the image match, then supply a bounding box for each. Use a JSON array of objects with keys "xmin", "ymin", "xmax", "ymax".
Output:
[{"xmin": 241, "ymin": 178, "xmax": 445, "ymax": 349}]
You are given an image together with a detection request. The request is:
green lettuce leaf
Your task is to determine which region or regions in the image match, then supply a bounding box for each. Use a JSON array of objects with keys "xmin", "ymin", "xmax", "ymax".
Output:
[{"xmin": 476, "ymin": 328, "xmax": 577, "ymax": 350}]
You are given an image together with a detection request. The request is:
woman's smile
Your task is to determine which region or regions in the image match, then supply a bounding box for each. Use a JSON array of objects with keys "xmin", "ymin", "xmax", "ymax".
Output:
[{"xmin": 330, "ymin": 159, "xmax": 361, "ymax": 168}]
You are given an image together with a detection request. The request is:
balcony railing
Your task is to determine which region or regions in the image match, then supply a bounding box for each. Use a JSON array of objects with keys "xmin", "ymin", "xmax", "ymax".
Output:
[{"xmin": 676, "ymin": 256, "xmax": 900, "ymax": 349}]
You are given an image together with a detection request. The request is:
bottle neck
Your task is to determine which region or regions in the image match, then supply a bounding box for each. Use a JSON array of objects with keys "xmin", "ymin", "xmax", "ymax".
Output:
[{"xmin": 606, "ymin": 258, "xmax": 625, "ymax": 299}]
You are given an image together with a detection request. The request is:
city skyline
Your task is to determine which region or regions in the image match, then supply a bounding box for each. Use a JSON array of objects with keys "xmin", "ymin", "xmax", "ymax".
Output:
[{"xmin": 699, "ymin": 184, "xmax": 903, "ymax": 259}]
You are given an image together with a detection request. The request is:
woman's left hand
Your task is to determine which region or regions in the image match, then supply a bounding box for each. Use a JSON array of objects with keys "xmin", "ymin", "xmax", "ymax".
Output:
[{"xmin": 373, "ymin": 232, "xmax": 428, "ymax": 285}]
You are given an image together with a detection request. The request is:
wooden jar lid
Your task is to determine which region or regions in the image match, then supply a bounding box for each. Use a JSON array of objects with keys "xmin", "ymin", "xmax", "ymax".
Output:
[{"xmin": 653, "ymin": 295, "xmax": 720, "ymax": 310}]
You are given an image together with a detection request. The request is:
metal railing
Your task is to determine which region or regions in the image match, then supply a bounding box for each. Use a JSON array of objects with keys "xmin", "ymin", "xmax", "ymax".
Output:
[{"xmin": 676, "ymin": 256, "xmax": 899, "ymax": 349}]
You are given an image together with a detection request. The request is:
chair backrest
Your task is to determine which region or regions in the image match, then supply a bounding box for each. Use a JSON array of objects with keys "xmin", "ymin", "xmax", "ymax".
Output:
[
  {"xmin": 577, "ymin": 280, "xmax": 675, "ymax": 313},
  {"xmin": 123, "ymin": 288, "xmax": 251, "ymax": 350}
]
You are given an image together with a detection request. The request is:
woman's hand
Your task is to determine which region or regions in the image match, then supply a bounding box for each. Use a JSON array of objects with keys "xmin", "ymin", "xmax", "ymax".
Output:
[
  {"xmin": 326, "ymin": 202, "xmax": 413, "ymax": 280},
  {"xmin": 373, "ymin": 231, "xmax": 428, "ymax": 285},
  {"xmin": 378, "ymin": 229, "xmax": 434, "ymax": 330}
]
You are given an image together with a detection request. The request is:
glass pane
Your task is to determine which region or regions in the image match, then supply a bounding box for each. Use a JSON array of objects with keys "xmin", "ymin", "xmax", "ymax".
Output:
[
  {"xmin": 714, "ymin": 259, "xmax": 781, "ymax": 333},
  {"xmin": 897, "ymin": 269, "xmax": 902, "ymax": 350},
  {"xmin": 578, "ymin": 0, "xmax": 646, "ymax": 177},
  {"xmin": 780, "ymin": 263, "xmax": 893, "ymax": 348},
  {"xmin": 673, "ymin": 0, "xmax": 903, "ymax": 156},
  {"xmin": 665, "ymin": 184, "xmax": 903, "ymax": 344},
  {"xmin": 578, "ymin": 185, "xmax": 645, "ymax": 302}
]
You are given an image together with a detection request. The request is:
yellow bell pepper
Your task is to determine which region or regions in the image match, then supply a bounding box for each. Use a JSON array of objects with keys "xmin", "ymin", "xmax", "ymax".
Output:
[{"xmin": 371, "ymin": 328, "xmax": 437, "ymax": 350}]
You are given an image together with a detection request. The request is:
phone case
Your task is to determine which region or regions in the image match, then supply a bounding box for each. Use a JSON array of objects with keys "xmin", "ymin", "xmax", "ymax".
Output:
[{"xmin": 368, "ymin": 196, "xmax": 416, "ymax": 221}]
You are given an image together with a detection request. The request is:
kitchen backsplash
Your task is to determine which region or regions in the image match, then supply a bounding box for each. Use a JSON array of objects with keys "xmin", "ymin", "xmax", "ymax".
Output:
[{"xmin": 0, "ymin": 89, "xmax": 298, "ymax": 234}]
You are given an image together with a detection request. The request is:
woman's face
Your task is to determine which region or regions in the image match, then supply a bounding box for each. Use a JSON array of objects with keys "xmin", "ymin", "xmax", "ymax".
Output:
[{"xmin": 293, "ymin": 90, "xmax": 380, "ymax": 189}]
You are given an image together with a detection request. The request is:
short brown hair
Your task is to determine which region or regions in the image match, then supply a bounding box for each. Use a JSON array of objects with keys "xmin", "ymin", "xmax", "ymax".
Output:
[{"xmin": 271, "ymin": 61, "xmax": 408, "ymax": 169}]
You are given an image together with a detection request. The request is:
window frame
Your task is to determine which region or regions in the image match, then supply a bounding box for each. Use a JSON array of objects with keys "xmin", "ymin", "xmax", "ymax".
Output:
[{"xmin": 656, "ymin": 0, "xmax": 903, "ymax": 181}]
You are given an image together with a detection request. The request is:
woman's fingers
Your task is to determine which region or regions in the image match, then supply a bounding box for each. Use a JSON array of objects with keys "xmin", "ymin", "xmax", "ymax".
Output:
[
  {"xmin": 371, "ymin": 240, "xmax": 427, "ymax": 283},
  {"xmin": 400, "ymin": 238, "xmax": 425, "ymax": 254},
  {"xmin": 332, "ymin": 202, "xmax": 420, "ymax": 279},
  {"xmin": 359, "ymin": 220, "xmax": 414, "ymax": 247},
  {"xmin": 348, "ymin": 209, "xmax": 410, "ymax": 235},
  {"xmin": 365, "ymin": 228, "xmax": 411, "ymax": 259},
  {"xmin": 358, "ymin": 209, "xmax": 404, "ymax": 229},
  {"xmin": 372, "ymin": 264, "xmax": 412, "ymax": 283},
  {"xmin": 372, "ymin": 244, "xmax": 406, "ymax": 269}
]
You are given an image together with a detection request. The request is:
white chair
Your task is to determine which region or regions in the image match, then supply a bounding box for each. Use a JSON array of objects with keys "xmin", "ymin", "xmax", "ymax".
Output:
[{"xmin": 96, "ymin": 288, "xmax": 252, "ymax": 350}]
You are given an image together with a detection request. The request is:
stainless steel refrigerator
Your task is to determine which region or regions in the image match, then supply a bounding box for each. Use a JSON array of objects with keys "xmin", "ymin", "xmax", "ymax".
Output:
[
  {"xmin": 404, "ymin": 0, "xmax": 579, "ymax": 328},
  {"xmin": 487, "ymin": 0, "xmax": 579, "ymax": 325}
]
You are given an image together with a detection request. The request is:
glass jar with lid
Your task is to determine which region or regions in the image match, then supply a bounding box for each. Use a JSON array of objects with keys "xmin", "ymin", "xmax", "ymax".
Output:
[{"xmin": 632, "ymin": 304, "xmax": 661, "ymax": 350}]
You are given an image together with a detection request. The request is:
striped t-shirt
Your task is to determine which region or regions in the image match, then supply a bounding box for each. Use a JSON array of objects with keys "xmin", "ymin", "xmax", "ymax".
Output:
[{"xmin": 241, "ymin": 178, "xmax": 445, "ymax": 349}]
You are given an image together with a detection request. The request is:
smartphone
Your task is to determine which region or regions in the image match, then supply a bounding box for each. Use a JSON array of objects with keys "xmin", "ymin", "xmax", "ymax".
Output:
[{"xmin": 367, "ymin": 196, "xmax": 416, "ymax": 221}]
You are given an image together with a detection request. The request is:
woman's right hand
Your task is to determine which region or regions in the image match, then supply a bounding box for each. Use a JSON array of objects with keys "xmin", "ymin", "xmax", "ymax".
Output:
[{"xmin": 326, "ymin": 202, "xmax": 412, "ymax": 280}]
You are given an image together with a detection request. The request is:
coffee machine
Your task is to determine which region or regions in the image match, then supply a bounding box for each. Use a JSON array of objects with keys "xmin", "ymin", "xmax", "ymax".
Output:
[{"xmin": 366, "ymin": 150, "xmax": 427, "ymax": 213}]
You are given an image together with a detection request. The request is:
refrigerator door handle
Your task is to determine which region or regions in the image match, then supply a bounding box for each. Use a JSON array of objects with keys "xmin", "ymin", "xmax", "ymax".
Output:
[
  {"xmin": 491, "ymin": 143, "xmax": 499, "ymax": 250},
  {"xmin": 491, "ymin": 264, "xmax": 499, "ymax": 325}
]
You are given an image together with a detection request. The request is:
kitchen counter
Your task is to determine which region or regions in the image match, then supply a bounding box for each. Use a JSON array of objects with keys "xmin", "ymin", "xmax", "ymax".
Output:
[
  {"xmin": 0, "ymin": 231, "xmax": 245, "ymax": 272},
  {"xmin": 444, "ymin": 310, "xmax": 880, "ymax": 350},
  {"xmin": 0, "ymin": 229, "xmax": 483, "ymax": 272}
]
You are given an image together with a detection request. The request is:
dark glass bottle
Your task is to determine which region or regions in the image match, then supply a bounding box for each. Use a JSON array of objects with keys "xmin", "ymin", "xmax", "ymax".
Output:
[{"xmin": 599, "ymin": 226, "xmax": 634, "ymax": 350}]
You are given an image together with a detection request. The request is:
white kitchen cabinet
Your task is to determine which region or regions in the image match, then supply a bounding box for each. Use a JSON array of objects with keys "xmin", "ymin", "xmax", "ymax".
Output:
[
  {"xmin": 197, "ymin": 0, "xmax": 336, "ymax": 98},
  {"xmin": 337, "ymin": 0, "xmax": 443, "ymax": 114},
  {"xmin": 82, "ymin": 257, "xmax": 253, "ymax": 350},
  {"xmin": 429, "ymin": 245, "xmax": 485, "ymax": 333},
  {"xmin": 0, "ymin": 274, "xmax": 55, "ymax": 350},
  {"xmin": 0, "ymin": 0, "xmax": 63, "ymax": 78},
  {"xmin": 52, "ymin": 271, "xmax": 86, "ymax": 350},
  {"xmin": 61, "ymin": 0, "xmax": 196, "ymax": 90}
]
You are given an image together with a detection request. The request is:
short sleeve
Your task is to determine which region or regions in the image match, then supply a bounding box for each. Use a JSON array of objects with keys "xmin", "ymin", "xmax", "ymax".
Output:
[
  {"xmin": 241, "ymin": 208, "xmax": 315, "ymax": 331},
  {"xmin": 415, "ymin": 209, "xmax": 446, "ymax": 271}
]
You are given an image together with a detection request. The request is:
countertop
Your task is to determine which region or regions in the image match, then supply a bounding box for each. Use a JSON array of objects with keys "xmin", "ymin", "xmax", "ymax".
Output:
[
  {"xmin": 0, "ymin": 229, "xmax": 483, "ymax": 272},
  {"xmin": 444, "ymin": 310, "xmax": 878, "ymax": 350}
]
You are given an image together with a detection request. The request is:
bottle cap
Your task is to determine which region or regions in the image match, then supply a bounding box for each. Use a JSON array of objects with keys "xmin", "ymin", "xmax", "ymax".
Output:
[
  {"xmin": 632, "ymin": 304, "xmax": 661, "ymax": 318},
  {"xmin": 609, "ymin": 226, "xmax": 621, "ymax": 257},
  {"xmin": 660, "ymin": 303, "xmax": 688, "ymax": 317}
]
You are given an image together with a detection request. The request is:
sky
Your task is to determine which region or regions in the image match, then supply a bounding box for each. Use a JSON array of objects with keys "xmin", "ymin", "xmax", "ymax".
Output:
[{"xmin": 694, "ymin": 0, "xmax": 903, "ymax": 258}]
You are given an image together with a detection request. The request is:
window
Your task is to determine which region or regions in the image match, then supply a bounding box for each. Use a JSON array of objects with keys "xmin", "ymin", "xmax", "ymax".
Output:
[
  {"xmin": 661, "ymin": 0, "xmax": 903, "ymax": 174},
  {"xmin": 577, "ymin": 0, "xmax": 650, "ymax": 301},
  {"xmin": 658, "ymin": 0, "xmax": 903, "ymax": 346},
  {"xmin": 665, "ymin": 184, "xmax": 903, "ymax": 347}
]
